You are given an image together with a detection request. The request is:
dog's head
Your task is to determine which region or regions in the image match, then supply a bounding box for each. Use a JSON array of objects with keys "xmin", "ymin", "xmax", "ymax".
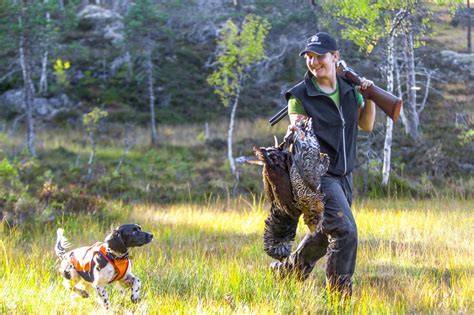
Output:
[{"xmin": 105, "ymin": 224, "xmax": 153, "ymax": 254}]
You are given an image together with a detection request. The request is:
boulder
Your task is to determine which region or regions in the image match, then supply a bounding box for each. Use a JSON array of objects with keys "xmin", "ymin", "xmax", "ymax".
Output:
[
  {"xmin": 440, "ymin": 50, "xmax": 474, "ymax": 77},
  {"xmin": 76, "ymin": 5, "xmax": 124, "ymax": 46},
  {"xmin": 0, "ymin": 89, "xmax": 74, "ymax": 119}
]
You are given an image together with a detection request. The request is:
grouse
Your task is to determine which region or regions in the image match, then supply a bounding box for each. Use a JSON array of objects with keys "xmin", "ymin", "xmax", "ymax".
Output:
[{"xmin": 254, "ymin": 118, "xmax": 329, "ymax": 260}]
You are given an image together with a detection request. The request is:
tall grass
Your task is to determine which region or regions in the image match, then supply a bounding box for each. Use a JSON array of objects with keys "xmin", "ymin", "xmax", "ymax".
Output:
[{"xmin": 1, "ymin": 198, "xmax": 472, "ymax": 314}]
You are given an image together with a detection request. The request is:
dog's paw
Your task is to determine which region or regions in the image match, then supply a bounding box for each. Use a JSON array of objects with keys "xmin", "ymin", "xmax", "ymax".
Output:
[{"xmin": 131, "ymin": 294, "xmax": 140, "ymax": 303}]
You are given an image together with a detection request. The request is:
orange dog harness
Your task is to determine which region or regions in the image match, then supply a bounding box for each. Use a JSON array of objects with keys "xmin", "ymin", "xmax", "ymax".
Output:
[{"xmin": 69, "ymin": 242, "xmax": 129, "ymax": 283}]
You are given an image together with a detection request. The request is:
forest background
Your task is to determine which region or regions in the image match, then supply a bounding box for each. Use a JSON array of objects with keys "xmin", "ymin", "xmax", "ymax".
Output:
[
  {"xmin": 0, "ymin": 0, "xmax": 472, "ymax": 225},
  {"xmin": 0, "ymin": 0, "xmax": 473, "ymax": 313}
]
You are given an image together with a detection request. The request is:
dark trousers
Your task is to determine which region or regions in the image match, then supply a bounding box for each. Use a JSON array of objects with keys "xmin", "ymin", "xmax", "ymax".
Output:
[{"xmin": 284, "ymin": 173, "xmax": 357, "ymax": 293}]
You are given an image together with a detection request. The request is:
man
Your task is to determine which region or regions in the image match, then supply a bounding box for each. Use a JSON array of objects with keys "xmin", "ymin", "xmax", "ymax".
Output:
[{"xmin": 271, "ymin": 32, "xmax": 375, "ymax": 297}]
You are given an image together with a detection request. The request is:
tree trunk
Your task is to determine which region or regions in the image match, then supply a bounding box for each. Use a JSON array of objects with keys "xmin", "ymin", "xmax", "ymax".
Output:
[
  {"xmin": 381, "ymin": 9, "xmax": 407, "ymax": 187},
  {"xmin": 115, "ymin": 123, "xmax": 134, "ymax": 172},
  {"xmin": 126, "ymin": 50, "xmax": 132, "ymax": 84},
  {"xmin": 394, "ymin": 55, "xmax": 409, "ymax": 134},
  {"xmin": 87, "ymin": 130, "xmax": 96, "ymax": 181},
  {"xmin": 227, "ymin": 79, "xmax": 241, "ymax": 176},
  {"xmin": 39, "ymin": 2, "xmax": 50, "ymax": 94},
  {"xmin": 382, "ymin": 37, "xmax": 395, "ymax": 187},
  {"xmin": 39, "ymin": 50, "xmax": 49, "ymax": 94},
  {"xmin": 204, "ymin": 121, "xmax": 210, "ymax": 140},
  {"xmin": 403, "ymin": 28, "xmax": 419, "ymax": 139},
  {"xmin": 19, "ymin": 1, "xmax": 36, "ymax": 157},
  {"xmin": 146, "ymin": 49, "xmax": 157, "ymax": 145},
  {"xmin": 468, "ymin": 0, "xmax": 472, "ymax": 53}
]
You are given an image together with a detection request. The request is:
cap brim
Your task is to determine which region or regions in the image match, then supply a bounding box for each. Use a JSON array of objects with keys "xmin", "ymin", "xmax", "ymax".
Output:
[{"xmin": 299, "ymin": 47, "xmax": 331, "ymax": 56}]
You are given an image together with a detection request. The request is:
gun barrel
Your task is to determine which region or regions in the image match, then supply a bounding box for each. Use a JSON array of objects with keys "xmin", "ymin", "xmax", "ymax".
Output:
[{"xmin": 269, "ymin": 106, "xmax": 288, "ymax": 126}]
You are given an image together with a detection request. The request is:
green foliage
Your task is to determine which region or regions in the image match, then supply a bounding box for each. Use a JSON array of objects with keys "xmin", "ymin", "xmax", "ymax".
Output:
[
  {"xmin": 321, "ymin": 0, "xmax": 398, "ymax": 53},
  {"xmin": 124, "ymin": 0, "xmax": 168, "ymax": 52},
  {"xmin": 53, "ymin": 58, "xmax": 71, "ymax": 87},
  {"xmin": 42, "ymin": 183, "xmax": 106, "ymax": 214},
  {"xmin": 83, "ymin": 107, "xmax": 108, "ymax": 133},
  {"xmin": 207, "ymin": 14, "xmax": 271, "ymax": 107},
  {"xmin": 74, "ymin": 70, "xmax": 102, "ymax": 102},
  {"xmin": 458, "ymin": 128, "xmax": 474, "ymax": 146},
  {"xmin": 323, "ymin": 0, "xmax": 464, "ymax": 54},
  {"xmin": 0, "ymin": 158, "xmax": 18, "ymax": 179},
  {"xmin": 0, "ymin": 1, "xmax": 19, "ymax": 56}
]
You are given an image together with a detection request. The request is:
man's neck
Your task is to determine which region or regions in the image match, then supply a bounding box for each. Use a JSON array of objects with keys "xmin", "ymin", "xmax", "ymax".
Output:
[{"xmin": 316, "ymin": 76, "xmax": 337, "ymax": 94}]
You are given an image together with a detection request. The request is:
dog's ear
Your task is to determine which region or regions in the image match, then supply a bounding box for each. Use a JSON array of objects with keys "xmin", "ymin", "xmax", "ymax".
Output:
[{"xmin": 105, "ymin": 229, "xmax": 127, "ymax": 253}]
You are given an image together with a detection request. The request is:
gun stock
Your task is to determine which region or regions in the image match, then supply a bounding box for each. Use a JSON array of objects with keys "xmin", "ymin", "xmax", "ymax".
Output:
[{"xmin": 337, "ymin": 61, "xmax": 402, "ymax": 123}]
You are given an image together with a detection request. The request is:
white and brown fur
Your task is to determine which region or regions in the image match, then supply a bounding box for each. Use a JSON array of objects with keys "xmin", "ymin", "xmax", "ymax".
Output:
[{"xmin": 55, "ymin": 224, "xmax": 153, "ymax": 309}]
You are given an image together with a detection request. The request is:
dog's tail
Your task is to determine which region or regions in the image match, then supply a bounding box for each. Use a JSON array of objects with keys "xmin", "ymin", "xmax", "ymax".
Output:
[{"xmin": 55, "ymin": 228, "xmax": 70, "ymax": 259}]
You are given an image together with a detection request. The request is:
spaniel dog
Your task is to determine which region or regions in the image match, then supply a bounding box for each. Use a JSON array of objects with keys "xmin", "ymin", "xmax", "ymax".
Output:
[{"xmin": 55, "ymin": 224, "xmax": 153, "ymax": 309}]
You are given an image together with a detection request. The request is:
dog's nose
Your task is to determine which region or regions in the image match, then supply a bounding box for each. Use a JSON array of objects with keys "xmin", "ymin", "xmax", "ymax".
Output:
[{"xmin": 146, "ymin": 233, "xmax": 154, "ymax": 241}]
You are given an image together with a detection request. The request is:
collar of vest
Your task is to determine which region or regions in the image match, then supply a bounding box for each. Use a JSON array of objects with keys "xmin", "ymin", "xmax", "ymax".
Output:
[{"xmin": 304, "ymin": 71, "xmax": 354, "ymax": 99}]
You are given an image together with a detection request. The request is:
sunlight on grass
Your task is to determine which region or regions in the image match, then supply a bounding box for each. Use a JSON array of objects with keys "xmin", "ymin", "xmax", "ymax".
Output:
[{"xmin": 1, "ymin": 199, "xmax": 472, "ymax": 313}]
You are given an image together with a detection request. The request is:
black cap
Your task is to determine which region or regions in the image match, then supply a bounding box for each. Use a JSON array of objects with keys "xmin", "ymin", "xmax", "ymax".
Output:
[{"xmin": 299, "ymin": 32, "xmax": 338, "ymax": 56}]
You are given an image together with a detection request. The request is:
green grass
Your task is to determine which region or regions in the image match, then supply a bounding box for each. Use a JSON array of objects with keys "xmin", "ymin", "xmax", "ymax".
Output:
[{"xmin": 1, "ymin": 198, "xmax": 472, "ymax": 314}]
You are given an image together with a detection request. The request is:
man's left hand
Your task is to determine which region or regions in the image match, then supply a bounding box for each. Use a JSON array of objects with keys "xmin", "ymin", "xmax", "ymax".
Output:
[{"xmin": 359, "ymin": 78, "xmax": 374, "ymax": 91}]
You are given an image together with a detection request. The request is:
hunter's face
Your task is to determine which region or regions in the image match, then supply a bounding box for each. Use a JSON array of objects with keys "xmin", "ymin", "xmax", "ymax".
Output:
[{"xmin": 305, "ymin": 51, "xmax": 338, "ymax": 79}]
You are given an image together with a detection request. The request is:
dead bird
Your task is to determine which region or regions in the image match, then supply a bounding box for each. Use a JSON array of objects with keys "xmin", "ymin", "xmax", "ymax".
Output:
[
  {"xmin": 243, "ymin": 119, "xmax": 329, "ymax": 259},
  {"xmin": 288, "ymin": 118, "xmax": 330, "ymax": 232},
  {"xmin": 253, "ymin": 144, "xmax": 301, "ymax": 261}
]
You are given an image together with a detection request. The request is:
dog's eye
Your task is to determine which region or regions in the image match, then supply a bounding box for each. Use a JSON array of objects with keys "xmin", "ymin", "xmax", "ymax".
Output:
[{"xmin": 133, "ymin": 230, "xmax": 138, "ymax": 235}]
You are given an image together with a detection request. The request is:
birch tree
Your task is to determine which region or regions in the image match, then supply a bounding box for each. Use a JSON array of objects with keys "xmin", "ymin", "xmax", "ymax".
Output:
[
  {"xmin": 19, "ymin": 0, "xmax": 37, "ymax": 156},
  {"xmin": 124, "ymin": 0, "xmax": 165, "ymax": 146},
  {"xmin": 468, "ymin": 0, "xmax": 472, "ymax": 53},
  {"xmin": 38, "ymin": 0, "xmax": 52, "ymax": 94},
  {"xmin": 382, "ymin": 10, "xmax": 409, "ymax": 186},
  {"xmin": 207, "ymin": 14, "xmax": 270, "ymax": 176},
  {"xmin": 321, "ymin": 0, "xmax": 460, "ymax": 185},
  {"xmin": 1, "ymin": 0, "xmax": 61, "ymax": 156},
  {"xmin": 84, "ymin": 108, "xmax": 108, "ymax": 181},
  {"xmin": 321, "ymin": 0, "xmax": 409, "ymax": 185}
]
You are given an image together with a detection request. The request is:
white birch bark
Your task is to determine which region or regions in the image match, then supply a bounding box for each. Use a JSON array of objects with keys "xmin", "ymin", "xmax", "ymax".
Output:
[
  {"xmin": 146, "ymin": 49, "xmax": 157, "ymax": 145},
  {"xmin": 404, "ymin": 28, "xmax": 419, "ymax": 139},
  {"xmin": 382, "ymin": 39, "xmax": 395, "ymax": 187},
  {"xmin": 87, "ymin": 129, "xmax": 96, "ymax": 181},
  {"xmin": 394, "ymin": 56, "xmax": 409, "ymax": 134},
  {"xmin": 19, "ymin": 2, "xmax": 36, "ymax": 156},
  {"xmin": 126, "ymin": 50, "xmax": 133, "ymax": 84},
  {"xmin": 382, "ymin": 9, "xmax": 407, "ymax": 186},
  {"xmin": 227, "ymin": 77, "xmax": 241, "ymax": 176},
  {"xmin": 468, "ymin": 0, "xmax": 472, "ymax": 53},
  {"xmin": 39, "ymin": 50, "xmax": 49, "ymax": 94},
  {"xmin": 115, "ymin": 123, "xmax": 134, "ymax": 172},
  {"xmin": 418, "ymin": 69, "xmax": 433, "ymax": 115},
  {"xmin": 39, "ymin": 1, "xmax": 50, "ymax": 94}
]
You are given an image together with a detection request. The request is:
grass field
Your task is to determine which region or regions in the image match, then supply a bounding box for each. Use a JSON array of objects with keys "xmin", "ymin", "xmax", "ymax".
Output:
[{"xmin": 0, "ymin": 198, "xmax": 472, "ymax": 314}]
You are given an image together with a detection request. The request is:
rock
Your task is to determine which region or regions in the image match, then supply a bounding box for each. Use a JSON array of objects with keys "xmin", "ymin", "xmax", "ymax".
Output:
[
  {"xmin": 440, "ymin": 50, "xmax": 474, "ymax": 77},
  {"xmin": 76, "ymin": 5, "xmax": 124, "ymax": 46},
  {"xmin": 0, "ymin": 89, "xmax": 74, "ymax": 119}
]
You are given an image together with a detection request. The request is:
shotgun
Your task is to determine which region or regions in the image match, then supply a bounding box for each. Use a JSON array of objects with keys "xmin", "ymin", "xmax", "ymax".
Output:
[{"xmin": 269, "ymin": 60, "xmax": 403, "ymax": 126}]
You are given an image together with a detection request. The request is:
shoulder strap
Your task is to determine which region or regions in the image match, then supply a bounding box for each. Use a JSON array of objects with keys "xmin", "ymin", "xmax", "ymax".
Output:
[{"xmin": 98, "ymin": 246, "xmax": 129, "ymax": 283}]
